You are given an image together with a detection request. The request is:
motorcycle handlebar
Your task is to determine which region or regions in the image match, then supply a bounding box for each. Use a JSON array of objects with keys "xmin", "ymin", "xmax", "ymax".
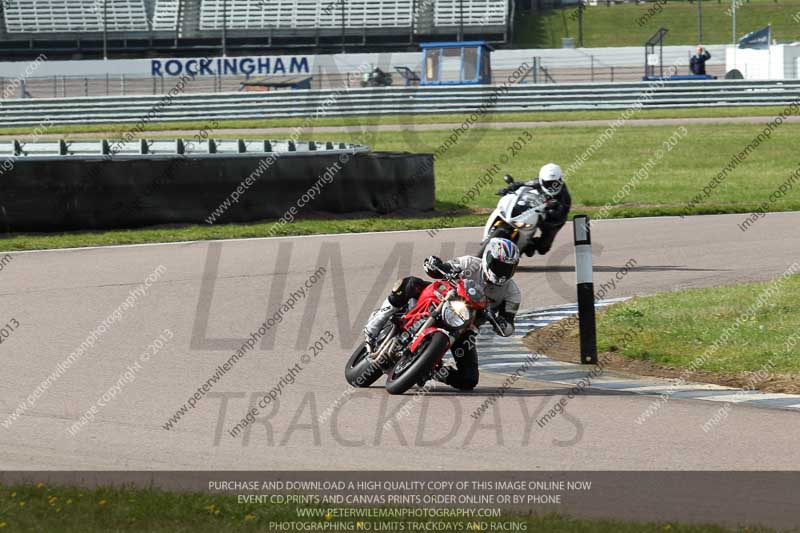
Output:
[
  {"xmin": 482, "ymin": 309, "xmax": 508, "ymax": 336},
  {"xmin": 432, "ymin": 264, "xmax": 461, "ymax": 282}
]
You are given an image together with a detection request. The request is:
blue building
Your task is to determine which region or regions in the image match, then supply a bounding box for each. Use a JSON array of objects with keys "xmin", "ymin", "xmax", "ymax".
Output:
[{"xmin": 419, "ymin": 41, "xmax": 493, "ymax": 86}]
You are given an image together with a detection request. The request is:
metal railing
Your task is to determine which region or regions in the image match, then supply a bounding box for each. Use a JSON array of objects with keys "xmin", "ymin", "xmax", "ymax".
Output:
[
  {"xmin": 1, "ymin": 79, "xmax": 798, "ymax": 127},
  {"xmin": 0, "ymin": 63, "xmax": 727, "ymax": 101},
  {"xmin": 0, "ymin": 138, "xmax": 369, "ymax": 158}
]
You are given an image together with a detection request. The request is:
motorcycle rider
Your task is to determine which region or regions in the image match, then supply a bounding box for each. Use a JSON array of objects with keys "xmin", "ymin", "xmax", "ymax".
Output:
[
  {"xmin": 363, "ymin": 238, "xmax": 522, "ymax": 391},
  {"xmin": 499, "ymin": 163, "xmax": 571, "ymax": 257}
]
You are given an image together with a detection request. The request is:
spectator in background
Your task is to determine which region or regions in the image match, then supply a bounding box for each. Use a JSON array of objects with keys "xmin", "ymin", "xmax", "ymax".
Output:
[{"xmin": 690, "ymin": 45, "xmax": 711, "ymax": 75}]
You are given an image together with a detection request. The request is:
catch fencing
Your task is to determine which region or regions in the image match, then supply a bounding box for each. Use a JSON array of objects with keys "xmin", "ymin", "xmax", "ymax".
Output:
[{"xmin": 1, "ymin": 79, "xmax": 799, "ymax": 127}]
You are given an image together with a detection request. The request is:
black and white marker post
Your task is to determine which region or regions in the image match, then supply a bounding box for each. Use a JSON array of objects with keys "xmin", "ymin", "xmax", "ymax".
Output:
[{"xmin": 573, "ymin": 215, "xmax": 597, "ymax": 364}]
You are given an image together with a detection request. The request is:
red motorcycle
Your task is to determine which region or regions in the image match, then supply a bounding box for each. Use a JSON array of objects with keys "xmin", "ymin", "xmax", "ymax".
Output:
[{"xmin": 345, "ymin": 267, "xmax": 494, "ymax": 395}]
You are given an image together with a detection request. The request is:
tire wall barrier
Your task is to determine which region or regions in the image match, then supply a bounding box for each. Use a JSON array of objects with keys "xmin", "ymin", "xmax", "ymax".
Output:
[{"xmin": 0, "ymin": 151, "xmax": 435, "ymax": 232}]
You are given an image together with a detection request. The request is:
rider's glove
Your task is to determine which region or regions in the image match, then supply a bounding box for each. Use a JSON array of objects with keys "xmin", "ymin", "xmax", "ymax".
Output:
[
  {"xmin": 423, "ymin": 255, "xmax": 445, "ymax": 278},
  {"xmin": 486, "ymin": 310, "xmax": 514, "ymax": 337},
  {"xmin": 493, "ymin": 315, "xmax": 514, "ymax": 337},
  {"xmin": 545, "ymin": 199, "xmax": 561, "ymax": 210}
]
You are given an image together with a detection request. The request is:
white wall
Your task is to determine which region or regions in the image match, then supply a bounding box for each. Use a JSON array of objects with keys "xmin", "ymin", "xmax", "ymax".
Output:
[
  {"xmin": 725, "ymin": 44, "xmax": 800, "ymax": 80},
  {"xmin": 0, "ymin": 44, "xmax": 727, "ymax": 80}
]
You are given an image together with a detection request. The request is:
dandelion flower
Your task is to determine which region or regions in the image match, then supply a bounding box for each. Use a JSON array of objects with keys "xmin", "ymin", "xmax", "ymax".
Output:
[{"xmin": 244, "ymin": 514, "xmax": 256, "ymax": 521}]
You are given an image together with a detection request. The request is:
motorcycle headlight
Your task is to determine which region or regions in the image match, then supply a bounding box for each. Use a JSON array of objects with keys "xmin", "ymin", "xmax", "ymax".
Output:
[{"xmin": 442, "ymin": 300, "xmax": 470, "ymax": 328}]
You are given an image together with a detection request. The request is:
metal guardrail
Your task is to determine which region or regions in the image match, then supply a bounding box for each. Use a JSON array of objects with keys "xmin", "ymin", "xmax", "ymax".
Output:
[
  {"xmin": 0, "ymin": 139, "xmax": 369, "ymax": 158},
  {"xmin": 2, "ymin": 80, "xmax": 800, "ymax": 127}
]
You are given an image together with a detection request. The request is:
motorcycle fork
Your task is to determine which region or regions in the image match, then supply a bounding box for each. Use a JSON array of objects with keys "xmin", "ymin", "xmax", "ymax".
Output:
[
  {"xmin": 407, "ymin": 296, "xmax": 452, "ymax": 353},
  {"xmin": 517, "ymin": 227, "xmax": 538, "ymax": 251}
]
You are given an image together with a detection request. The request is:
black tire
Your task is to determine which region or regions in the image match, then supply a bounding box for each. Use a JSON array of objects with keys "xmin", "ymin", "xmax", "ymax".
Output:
[
  {"xmin": 344, "ymin": 342, "xmax": 384, "ymax": 388},
  {"xmin": 384, "ymin": 332, "xmax": 450, "ymax": 395},
  {"xmin": 478, "ymin": 225, "xmax": 513, "ymax": 258}
]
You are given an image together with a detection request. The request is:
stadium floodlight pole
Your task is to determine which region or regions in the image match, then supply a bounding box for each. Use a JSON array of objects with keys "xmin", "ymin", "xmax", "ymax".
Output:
[
  {"xmin": 222, "ymin": 0, "xmax": 228, "ymax": 56},
  {"xmin": 573, "ymin": 215, "xmax": 597, "ymax": 365},
  {"xmin": 697, "ymin": 0, "xmax": 703, "ymax": 43},
  {"xmin": 459, "ymin": 0, "xmax": 464, "ymax": 41},
  {"xmin": 340, "ymin": 0, "xmax": 345, "ymax": 53},
  {"xmin": 103, "ymin": 0, "xmax": 108, "ymax": 60}
]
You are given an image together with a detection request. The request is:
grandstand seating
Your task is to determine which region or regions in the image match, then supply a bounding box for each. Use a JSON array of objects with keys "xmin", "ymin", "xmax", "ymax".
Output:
[
  {"xmin": 0, "ymin": 0, "xmax": 509, "ymax": 57},
  {"xmin": 152, "ymin": 0, "xmax": 181, "ymax": 31},
  {"xmin": 3, "ymin": 0, "xmax": 507, "ymax": 34},
  {"xmin": 434, "ymin": 0, "xmax": 507, "ymax": 27},
  {"xmin": 5, "ymin": 0, "xmax": 150, "ymax": 33},
  {"xmin": 199, "ymin": 0, "xmax": 417, "ymax": 31}
]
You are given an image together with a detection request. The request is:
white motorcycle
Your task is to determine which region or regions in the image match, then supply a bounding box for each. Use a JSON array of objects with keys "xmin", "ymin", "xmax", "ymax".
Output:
[{"xmin": 479, "ymin": 175, "xmax": 550, "ymax": 258}]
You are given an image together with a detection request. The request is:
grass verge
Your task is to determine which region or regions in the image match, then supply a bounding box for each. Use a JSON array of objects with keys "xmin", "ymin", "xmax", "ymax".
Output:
[
  {"xmin": 0, "ymin": 482, "xmax": 773, "ymax": 532},
  {"xmin": 4, "ymin": 119, "xmax": 800, "ymax": 251},
  {"xmin": 524, "ymin": 273, "xmax": 800, "ymax": 393},
  {"xmin": 0, "ymin": 214, "xmax": 483, "ymax": 252},
  {"xmin": 1, "ymin": 106, "xmax": 799, "ymax": 138},
  {"xmin": 515, "ymin": 0, "xmax": 800, "ymax": 48}
]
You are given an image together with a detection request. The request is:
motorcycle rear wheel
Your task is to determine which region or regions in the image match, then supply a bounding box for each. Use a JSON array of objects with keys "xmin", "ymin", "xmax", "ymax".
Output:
[
  {"xmin": 384, "ymin": 332, "xmax": 450, "ymax": 395},
  {"xmin": 344, "ymin": 342, "xmax": 384, "ymax": 388},
  {"xmin": 345, "ymin": 320, "xmax": 397, "ymax": 387}
]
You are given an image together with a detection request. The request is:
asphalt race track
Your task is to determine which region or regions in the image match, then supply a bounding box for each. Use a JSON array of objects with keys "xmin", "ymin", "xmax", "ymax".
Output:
[{"xmin": 1, "ymin": 212, "xmax": 799, "ymax": 473}]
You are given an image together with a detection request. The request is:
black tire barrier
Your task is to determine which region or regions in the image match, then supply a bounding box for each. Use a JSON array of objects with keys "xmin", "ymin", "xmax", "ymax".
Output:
[{"xmin": 0, "ymin": 150, "xmax": 435, "ymax": 233}]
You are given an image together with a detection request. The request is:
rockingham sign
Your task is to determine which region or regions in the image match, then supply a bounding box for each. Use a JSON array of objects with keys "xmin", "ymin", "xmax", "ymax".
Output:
[
  {"xmin": 151, "ymin": 56, "xmax": 310, "ymax": 77},
  {"xmin": 0, "ymin": 54, "xmax": 314, "ymax": 79}
]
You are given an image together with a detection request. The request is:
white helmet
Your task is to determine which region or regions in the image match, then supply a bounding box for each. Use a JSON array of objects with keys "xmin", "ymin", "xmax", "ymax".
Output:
[
  {"xmin": 481, "ymin": 238, "xmax": 520, "ymax": 286},
  {"xmin": 538, "ymin": 163, "xmax": 564, "ymax": 197}
]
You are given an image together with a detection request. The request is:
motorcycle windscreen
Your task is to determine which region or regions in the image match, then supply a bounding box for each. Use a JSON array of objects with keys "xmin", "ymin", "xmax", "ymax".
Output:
[{"xmin": 510, "ymin": 201, "xmax": 529, "ymax": 218}]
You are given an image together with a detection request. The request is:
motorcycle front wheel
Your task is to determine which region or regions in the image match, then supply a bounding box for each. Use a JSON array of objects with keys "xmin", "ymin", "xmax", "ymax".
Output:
[{"xmin": 384, "ymin": 332, "xmax": 450, "ymax": 395}]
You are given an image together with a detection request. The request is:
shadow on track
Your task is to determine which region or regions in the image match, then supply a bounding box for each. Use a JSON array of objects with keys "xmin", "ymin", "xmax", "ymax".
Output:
[
  {"xmin": 361, "ymin": 385, "xmax": 633, "ymax": 398},
  {"xmin": 516, "ymin": 264, "xmax": 731, "ymax": 273}
]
